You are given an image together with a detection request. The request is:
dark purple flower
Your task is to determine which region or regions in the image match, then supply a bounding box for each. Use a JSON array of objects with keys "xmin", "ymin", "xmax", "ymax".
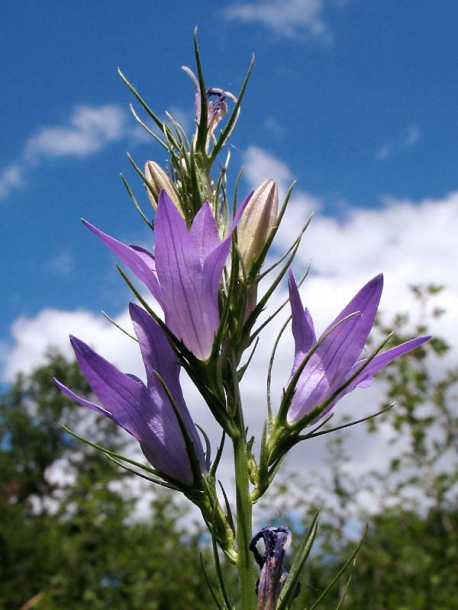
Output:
[
  {"xmin": 250, "ymin": 526, "xmax": 298, "ymax": 609},
  {"xmin": 286, "ymin": 272, "xmax": 430, "ymax": 424},
  {"xmin": 55, "ymin": 303, "xmax": 207, "ymax": 485},
  {"xmin": 83, "ymin": 190, "xmax": 246, "ymax": 360}
]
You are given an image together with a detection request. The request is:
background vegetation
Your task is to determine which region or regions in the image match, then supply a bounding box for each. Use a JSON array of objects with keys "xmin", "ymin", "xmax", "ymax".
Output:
[{"xmin": 1, "ymin": 286, "xmax": 457, "ymax": 609}]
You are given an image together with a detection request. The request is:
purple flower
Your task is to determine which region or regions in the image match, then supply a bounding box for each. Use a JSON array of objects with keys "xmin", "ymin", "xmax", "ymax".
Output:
[
  {"xmin": 83, "ymin": 190, "xmax": 245, "ymax": 360},
  {"xmin": 286, "ymin": 272, "xmax": 430, "ymax": 424},
  {"xmin": 55, "ymin": 303, "xmax": 207, "ymax": 485},
  {"xmin": 182, "ymin": 66, "xmax": 237, "ymax": 148},
  {"xmin": 250, "ymin": 526, "xmax": 298, "ymax": 609}
]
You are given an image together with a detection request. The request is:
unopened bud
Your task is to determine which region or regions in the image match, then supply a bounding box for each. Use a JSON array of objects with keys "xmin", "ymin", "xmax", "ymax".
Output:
[
  {"xmin": 238, "ymin": 179, "xmax": 278, "ymax": 273},
  {"xmin": 144, "ymin": 161, "xmax": 181, "ymax": 212}
]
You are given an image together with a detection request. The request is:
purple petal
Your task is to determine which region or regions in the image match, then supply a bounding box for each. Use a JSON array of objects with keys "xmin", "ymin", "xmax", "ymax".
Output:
[
  {"xmin": 295, "ymin": 336, "xmax": 430, "ymax": 424},
  {"xmin": 83, "ymin": 220, "xmax": 163, "ymax": 306},
  {"xmin": 288, "ymin": 272, "xmax": 317, "ymax": 376},
  {"xmin": 199, "ymin": 190, "xmax": 252, "ymax": 301},
  {"xmin": 55, "ymin": 377, "xmax": 110, "ymax": 419},
  {"xmin": 57, "ymin": 334, "xmax": 202, "ymax": 484},
  {"xmin": 345, "ymin": 335, "xmax": 431, "ymax": 391},
  {"xmin": 155, "ymin": 195, "xmax": 222, "ymax": 359},
  {"xmin": 188, "ymin": 199, "xmax": 222, "ymax": 258},
  {"xmin": 130, "ymin": 304, "xmax": 207, "ymax": 474},
  {"xmin": 66, "ymin": 335, "xmax": 159, "ymax": 444},
  {"xmin": 231, "ymin": 191, "xmax": 253, "ymax": 229},
  {"xmin": 287, "ymin": 275, "xmax": 384, "ymax": 423},
  {"xmin": 129, "ymin": 302, "xmax": 179, "ymax": 389},
  {"xmin": 318, "ymin": 275, "xmax": 384, "ymax": 383},
  {"xmin": 202, "ymin": 234, "xmax": 232, "ymax": 304}
]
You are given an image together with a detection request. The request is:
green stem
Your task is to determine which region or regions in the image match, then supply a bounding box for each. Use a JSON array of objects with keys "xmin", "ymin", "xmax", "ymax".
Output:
[{"xmin": 233, "ymin": 429, "xmax": 256, "ymax": 610}]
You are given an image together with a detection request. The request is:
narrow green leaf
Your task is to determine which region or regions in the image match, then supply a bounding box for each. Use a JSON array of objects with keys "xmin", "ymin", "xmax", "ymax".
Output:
[
  {"xmin": 277, "ymin": 514, "xmax": 319, "ymax": 610},
  {"xmin": 305, "ymin": 528, "xmax": 367, "ymax": 610}
]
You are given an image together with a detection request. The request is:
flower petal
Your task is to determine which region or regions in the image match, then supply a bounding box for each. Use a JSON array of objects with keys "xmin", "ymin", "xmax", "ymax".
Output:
[
  {"xmin": 287, "ymin": 275, "xmax": 384, "ymax": 422},
  {"xmin": 318, "ymin": 274, "xmax": 384, "ymax": 384},
  {"xmin": 346, "ymin": 335, "xmax": 431, "ymax": 391},
  {"xmin": 56, "ymin": 334, "xmax": 199, "ymax": 484},
  {"xmin": 188, "ymin": 198, "xmax": 222, "ymax": 258},
  {"xmin": 155, "ymin": 194, "xmax": 223, "ymax": 359},
  {"xmin": 129, "ymin": 302, "xmax": 179, "ymax": 390},
  {"xmin": 288, "ymin": 272, "xmax": 316, "ymax": 375},
  {"xmin": 129, "ymin": 303, "xmax": 207, "ymax": 474},
  {"xmin": 83, "ymin": 220, "xmax": 163, "ymax": 306},
  {"xmin": 63, "ymin": 336, "xmax": 158, "ymax": 442}
]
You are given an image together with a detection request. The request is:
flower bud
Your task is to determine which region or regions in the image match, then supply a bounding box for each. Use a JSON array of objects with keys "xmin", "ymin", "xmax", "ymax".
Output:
[
  {"xmin": 237, "ymin": 179, "xmax": 278, "ymax": 274},
  {"xmin": 144, "ymin": 161, "xmax": 181, "ymax": 212}
]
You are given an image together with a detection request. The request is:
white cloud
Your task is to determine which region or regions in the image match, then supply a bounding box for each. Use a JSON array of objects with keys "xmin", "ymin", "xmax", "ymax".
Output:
[
  {"xmin": 1, "ymin": 307, "xmax": 138, "ymax": 382},
  {"xmin": 243, "ymin": 145, "xmax": 293, "ymax": 187},
  {"xmin": 25, "ymin": 105, "xmax": 129, "ymax": 160},
  {"xmin": 403, "ymin": 124, "xmax": 420, "ymax": 147},
  {"xmin": 376, "ymin": 123, "xmax": 421, "ymax": 159},
  {"xmin": 242, "ymin": 145, "xmax": 322, "ymax": 216},
  {"xmin": 0, "ymin": 103, "xmax": 145, "ymax": 201},
  {"xmin": 0, "ymin": 163, "xmax": 25, "ymax": 200},
  {"xmin": 263, "ymin": 116, "xmax": 284, "ymax": 135},
  {"xmin": 45, "ymin": 251, "xmax": 75, "ymax": 277},
  {"xmin": 224, "ymin": 0, "xmax": 346, "ymax": 42},
  {"xmin": 376, "ymin": 144, "xmax": 391, "ymax": 160},
  {"xmin": 288, "ymin": 191, "xmax": 458, "ymax": 295}
]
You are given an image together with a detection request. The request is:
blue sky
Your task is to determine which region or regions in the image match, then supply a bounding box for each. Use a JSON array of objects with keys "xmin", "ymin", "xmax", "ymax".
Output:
[
  {"xmin": 1, "ymin": 0, "xmax": 457, "ymax": 378},
  {"xmin": 2, "ymin": 0, "xmax": 458, "ymax": 507}
]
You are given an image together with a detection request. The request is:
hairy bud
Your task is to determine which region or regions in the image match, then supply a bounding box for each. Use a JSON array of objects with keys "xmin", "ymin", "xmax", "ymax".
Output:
[{"xmin": 238, "ymin": 179, "xmax": 278, "ymax": 274}]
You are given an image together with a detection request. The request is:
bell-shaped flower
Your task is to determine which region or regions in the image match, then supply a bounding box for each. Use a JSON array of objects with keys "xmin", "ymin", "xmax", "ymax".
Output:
[
  {"xmin": 55, "ymin": 303, "xmax": 207, "ymax": 485},
  {"xmin": 83, "ymin": 190, "xmax": 247, "ymax": 360},
  {"xmin": 286, "ymin": 272, "xmax": 430, "ymax": 424}
]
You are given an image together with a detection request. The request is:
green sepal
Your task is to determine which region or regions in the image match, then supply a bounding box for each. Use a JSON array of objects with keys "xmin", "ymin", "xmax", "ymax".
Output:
[
  {"xmin": 61, "ymin": 425, "xmax": 181, "ymax": 491},
  {"xmin": 118, "ymin": 67, "xmax": 170, "ymax": 149},
  {"xmin": 208, "ymin": 509, "xmax": 235, "ymax": 609},
  {"xmin": 218, "ymin": 480, "xmax": 236, "ymax": 535},
  {"xmin": 209, "ymin": 432, "xmax": 226, "ymax": 478},
  {"xmin": 154, "ymin": 369, "xmax": 207, "ymax": 486},
  {"xmin": 120, "ymin": 172, "xmax": 153, "ymax": 229},
  {"xmin": 199, "ymin": 554, "xmax": 227, "ymax": 610},
  {"xmin": 193, "ymin": 28, "xmax": 210, "ymax": 155},
  {"xmin": 101, "ymin": 310, "xmax": 137, "ymax": 342},
  {"xmin": 196, "ymin": 423, "xmax": 213, "ymax": 472}
]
